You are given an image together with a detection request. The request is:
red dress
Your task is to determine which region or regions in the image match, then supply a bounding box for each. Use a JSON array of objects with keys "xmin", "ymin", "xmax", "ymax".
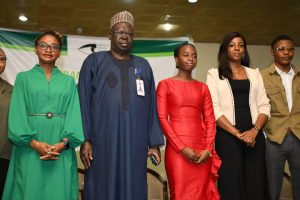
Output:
[{"xmin": 157, "ymin": 78, "xmax": 221, "ymax": 200}]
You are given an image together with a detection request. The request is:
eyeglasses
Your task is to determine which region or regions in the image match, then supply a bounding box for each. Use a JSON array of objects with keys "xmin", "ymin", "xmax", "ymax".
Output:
[
  {"xmin": 0, "ymin": 56, "xmax": 7, "ymax": 62},
  {"xmin": 111, "ymin": 30, "xmax": 134, "ymax": 37},
  {"xmin": 275, "ymin": 47, "xmax": 295, "ymax": 52},
  {"xmin": 38, "ymin": 42, "xmax": 60, "ymax": 52}
]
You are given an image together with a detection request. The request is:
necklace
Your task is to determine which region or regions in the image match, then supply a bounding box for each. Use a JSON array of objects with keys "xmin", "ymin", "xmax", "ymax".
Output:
[{"xmin": 232, "ymin": 67, "xmax": 244, "ymax": 78}]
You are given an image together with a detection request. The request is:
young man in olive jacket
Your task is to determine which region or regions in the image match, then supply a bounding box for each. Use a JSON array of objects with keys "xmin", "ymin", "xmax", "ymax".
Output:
[{"xmin": 261, "ymin": 35, "xmax": 300, "ymax": 200}]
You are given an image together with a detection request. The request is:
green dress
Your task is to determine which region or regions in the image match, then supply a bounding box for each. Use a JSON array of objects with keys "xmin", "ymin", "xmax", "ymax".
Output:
[{"xmin": 2, "ymin": 65, "xmax": 84, "ymax": 200}]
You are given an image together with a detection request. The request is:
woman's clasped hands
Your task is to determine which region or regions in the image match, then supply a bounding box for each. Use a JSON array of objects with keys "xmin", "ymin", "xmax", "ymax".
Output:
[
  {"xmin": 30, "ymin": 140, "xmax": 65, "ymax": 160},
  {"xmin": 181, "ymin": 147, "xmax": 211, "ymax": 164},
  {"xmin": 235, "ymin": 128, "xmax": 258, "ymax": 147}
]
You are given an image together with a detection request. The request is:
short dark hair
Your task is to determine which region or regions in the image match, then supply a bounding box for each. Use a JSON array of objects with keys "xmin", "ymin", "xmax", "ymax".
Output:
[
  {"xmin": 218, "ymin": 32, "xmax": 250, "ymax": 79},
  {"xmin": 174, "ymin": 43, "xmax": 196, "ymax": 68},
  {"xmin": 174, "ymin": 43, "xmax": 195, "ymax": 57},
  {"xmin": 34, "ymin": 31, "xmax": 63, "ymax": 49},
  {"xmin": 271, "ymin": 35, "xmax": 294, "ymax": 49}
]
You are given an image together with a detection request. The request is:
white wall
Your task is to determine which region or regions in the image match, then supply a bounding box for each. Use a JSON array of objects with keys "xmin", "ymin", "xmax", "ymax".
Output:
[{"xmin": 194, "ymin": 43, "xmax": 300, "ymax": 82}]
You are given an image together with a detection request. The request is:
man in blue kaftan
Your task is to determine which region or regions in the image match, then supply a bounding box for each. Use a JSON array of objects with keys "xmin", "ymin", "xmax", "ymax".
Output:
[{"xmin": 78, "ymin": 11, "xmax": 164, "ymax": 200}]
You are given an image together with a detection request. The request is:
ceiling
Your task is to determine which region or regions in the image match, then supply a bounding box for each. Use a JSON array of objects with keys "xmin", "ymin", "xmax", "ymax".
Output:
[{"xmin": 1, "ymin": 0, "xmax": 300, "ymax": 45}]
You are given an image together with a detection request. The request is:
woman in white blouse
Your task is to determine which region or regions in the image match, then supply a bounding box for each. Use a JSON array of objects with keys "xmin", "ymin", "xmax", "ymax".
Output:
[{"xmin": 206, "ymin": 32, "xmax": 270, "ymax": 200}]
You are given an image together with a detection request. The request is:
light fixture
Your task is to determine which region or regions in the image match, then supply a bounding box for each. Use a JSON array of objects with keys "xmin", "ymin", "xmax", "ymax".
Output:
[
  {"xmin": 158, "ymin": 23, "xmax": 178, "ymax": 32},
  {"xmin": 76, "ymin": 27, "xmax": 83, "ymax": 34},
  {"xmin": 18, "ymin": 15, "xmax": 28, "ymax": 22},
  {"xmin": 162, "ymin": 23, "xmax": 173, "ymax": 31},
  {"xmin": 188, "ymin": 0, "xmax": 198, "ymax": 3}
]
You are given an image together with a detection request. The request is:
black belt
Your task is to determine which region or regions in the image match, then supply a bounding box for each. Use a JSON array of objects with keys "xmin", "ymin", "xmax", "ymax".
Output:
[{"xmin": 27, "ymin": 112, "xmax": 65, "ymax": 119}]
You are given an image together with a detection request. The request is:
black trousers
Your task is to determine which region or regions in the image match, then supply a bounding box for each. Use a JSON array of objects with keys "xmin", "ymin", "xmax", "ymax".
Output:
[
  {"xmin": 0, "ymin": 158, "xmax": 9, "ymax": 198},
  {"xmin": 215, "ymin": 130, "xmax": 268, "ymax": 200}
]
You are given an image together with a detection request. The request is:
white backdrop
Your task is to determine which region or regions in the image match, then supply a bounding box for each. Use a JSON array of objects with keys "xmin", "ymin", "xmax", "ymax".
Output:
[{"xmin": 0, "ymin": 29, "xmax": 190, "ymax": 86}]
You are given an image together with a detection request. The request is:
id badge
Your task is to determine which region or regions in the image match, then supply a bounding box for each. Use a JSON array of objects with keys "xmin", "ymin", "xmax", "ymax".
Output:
[{"xmin": 136, "ymin": 79, "xmax": 145, "ymax": 96}]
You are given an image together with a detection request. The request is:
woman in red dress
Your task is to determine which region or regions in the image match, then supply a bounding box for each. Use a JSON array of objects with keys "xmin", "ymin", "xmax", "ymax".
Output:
[{"xmin": 157, "ymin": 43, "xmax": 221, "ymax": 200}]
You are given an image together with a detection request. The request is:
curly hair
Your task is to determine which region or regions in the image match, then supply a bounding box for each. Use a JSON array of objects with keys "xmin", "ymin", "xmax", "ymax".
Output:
[{"xmin": 34, "ymin": 31, "xmax": 63, "ymax": 49}]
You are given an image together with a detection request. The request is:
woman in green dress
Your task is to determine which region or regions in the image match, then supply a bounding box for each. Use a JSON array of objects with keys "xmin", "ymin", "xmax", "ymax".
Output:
[{"xmin": 2, "ymin": 31, "xmax": 84, "ymax": 200}]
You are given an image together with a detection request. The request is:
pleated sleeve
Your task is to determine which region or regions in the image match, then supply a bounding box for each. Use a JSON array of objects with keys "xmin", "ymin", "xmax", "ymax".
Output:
[
  {"xmin": 59, "ymin": 78, "xmax": 84, "ymax": 148},
  {"xmin": 8, "ymin": 73, "xmax": 37, "ymax": 146}
]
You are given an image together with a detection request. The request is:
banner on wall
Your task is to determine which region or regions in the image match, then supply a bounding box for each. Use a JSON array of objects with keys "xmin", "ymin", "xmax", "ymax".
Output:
[{"xmin": 0, "ymin": 28, "xmax": 190, "ymax": 85}]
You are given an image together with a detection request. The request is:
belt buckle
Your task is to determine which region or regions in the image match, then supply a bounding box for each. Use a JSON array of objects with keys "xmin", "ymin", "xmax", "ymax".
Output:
[{"xmin": 46, "ymin": 112, "xmax": 53, "ymax": 119}]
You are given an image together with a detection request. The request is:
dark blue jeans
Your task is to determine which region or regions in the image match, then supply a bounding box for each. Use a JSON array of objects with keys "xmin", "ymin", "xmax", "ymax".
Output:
[{"xmin": 266, "ymin": 133, "xmax": 300, "ymax": 200}]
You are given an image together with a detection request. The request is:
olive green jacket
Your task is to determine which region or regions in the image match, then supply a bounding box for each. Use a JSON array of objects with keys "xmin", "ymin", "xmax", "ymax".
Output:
[
  {"xmin": 0, "ymin": 77, "xmax": 13, "ymax": 159},
  {"xmin": 261, "ymin": 64, "xmax": 300, "ymax": 144}
]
